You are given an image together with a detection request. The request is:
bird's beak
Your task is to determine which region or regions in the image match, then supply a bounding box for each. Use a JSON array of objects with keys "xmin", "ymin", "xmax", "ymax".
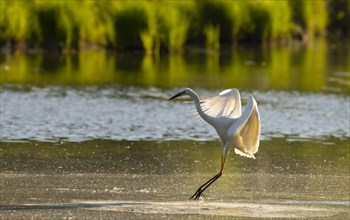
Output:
[{"xmin": 169, "ymin": 91, "xmax": 185, "ymax": 100}]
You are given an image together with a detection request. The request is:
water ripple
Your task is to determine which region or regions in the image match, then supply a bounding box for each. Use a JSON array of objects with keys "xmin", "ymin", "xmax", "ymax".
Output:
[{"xmin": 1, "ymin": 85, "xmax": 349, "ymax": 142}]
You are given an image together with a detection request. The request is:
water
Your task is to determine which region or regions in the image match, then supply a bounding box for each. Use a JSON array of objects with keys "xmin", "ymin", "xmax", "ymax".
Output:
[
  {"xmin": 0, "ymin": 140, "xmax": 349, "ymax": 219},
  {"xmin": 0, "ymin": 85, "xmax": 349, "ymax": 142},
  {"xmin": 1, "ymin": 40, "xmax": 349, "ymax": 93},
  {"xmin": 0, "ymin": 40, "xmax": 349, "ymax": 219}
]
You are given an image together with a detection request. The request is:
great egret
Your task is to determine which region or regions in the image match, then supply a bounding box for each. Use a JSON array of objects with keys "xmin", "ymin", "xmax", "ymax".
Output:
[{"xmin": 169, "ymin": 88, "xmax": 261, "ymax": 200}]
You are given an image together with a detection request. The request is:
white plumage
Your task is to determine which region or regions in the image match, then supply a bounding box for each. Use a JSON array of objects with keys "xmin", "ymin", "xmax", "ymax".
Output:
[
  {"xmin": 201, "ymin": 88, "xmax": 241, "ymax": 118},
  {"xmin": 169, "ymin": 88, "xmax": 261, "ymax": 200}
]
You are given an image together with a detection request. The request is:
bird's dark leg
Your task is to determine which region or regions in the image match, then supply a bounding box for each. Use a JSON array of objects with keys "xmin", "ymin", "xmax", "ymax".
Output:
[
  {"xmin": 190, "ymin": 156, "xmax": 226, "ymax": 200},
  {"xmin": 189, "ymin": 172, "xmax": 222, "ymax": 200}
]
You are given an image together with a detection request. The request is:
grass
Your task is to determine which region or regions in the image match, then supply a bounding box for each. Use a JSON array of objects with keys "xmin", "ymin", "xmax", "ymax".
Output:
[
  {"xmin": 160, "ymin": 2, "xmax": 192, "ymax": 53},
  {"xmin": 0, "ymin": 0, "xmax": 346, "ymax": 53},
  {"xmin": 204, "ymin": 24, "xmax": 220, "ymax": 51},
  {"xmin": 289, "ymin": 0, "xmax": 328, "ymax": 40},
  {"xmin": 140, "ymin": 1, "xmax": 160, "ymax": 55}
]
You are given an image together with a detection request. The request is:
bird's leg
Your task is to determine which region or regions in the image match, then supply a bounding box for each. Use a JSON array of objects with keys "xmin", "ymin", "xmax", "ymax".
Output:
[
  {"xmin": 190, "ymin": 156, "xmax": 226, "ymax": 200},
  {"xmin": 189, "ymin": 172, "xmax": 222, "ymax": 200}
]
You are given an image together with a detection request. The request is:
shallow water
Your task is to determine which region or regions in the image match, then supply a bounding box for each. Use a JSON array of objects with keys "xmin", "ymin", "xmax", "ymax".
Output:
[
  {"xmin": 0, "ymin": 140, "xmax": 349, "ymax": 219},
  {"xmin": 1, "ymin": 85, "xmax": 349, "ymax": 142}
]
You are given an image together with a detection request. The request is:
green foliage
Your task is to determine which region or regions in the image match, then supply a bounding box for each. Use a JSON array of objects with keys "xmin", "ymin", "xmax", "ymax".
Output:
[
  {"xmin": 140, "ymin": 31, "xmax": 156, "ymax": 55},
  {"xmin": 267, "ymin": 1, "xmax": 292, "ymax": 41},
  {"xmin": 114, "ymin": 4, "xmax": 148, "ymax": 50},
  {"xmin": 0, "ymin": 1, "xmax": 40, "ymax": 42},
  {"xmin": 36, "ymin": 2, "xmax": 67, "ymax": 48},
  {"xmin": 198, "ymin": 1, "xmax": 232, "ymax": 43},
  {"xmin": 160, "ymin": 2, "xmax": 193, "ymax": 53},
  {"xmin": 140, "ymin": 2, "xmax": 161, "ymax": 55},
  {"xmin": 204, "ymin": 24, "xmax": 220, "ymax": 51},
  {"xmin": 327, "ymin": 0, "xmax": 350, "ymax": 37},
  {"xmin": 225, "ymin": 1, "xmax": 249, "ymax": 40},
  {"xmin": 244, "ymin": 2, "xmax": 272, "ymax": 42},
  {"xmin": 77, "ymin": 1, "xmax": 115, "ymax": 48},
  {"xmin": 289, "ymin": 0, "xmax": 328, "ymax": 38},
  {"xmin": 0, "ymin": 0, "xmax": 346, "ymax": 52},
  {"xmin": 56, "ymin": 2, "xmax": 79, "ymax": 49}
]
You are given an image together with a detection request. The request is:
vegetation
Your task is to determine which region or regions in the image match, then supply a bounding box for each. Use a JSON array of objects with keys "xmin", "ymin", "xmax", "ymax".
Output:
[
  {"xmin": 204, "ymin": 24, "xmax": 220, "ymax": 51},
  {"xmin": 0, "ymin": 0, "xmax": 348, "ymax": 53}
]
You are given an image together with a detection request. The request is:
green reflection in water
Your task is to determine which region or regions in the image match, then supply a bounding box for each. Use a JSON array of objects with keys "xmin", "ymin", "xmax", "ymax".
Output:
[
  {"xmin": 299, "ymin": 38, "xmax": 327, "ymax": 92},
  {"xmin": 1, "ymin": 40, "xmax": 349, "ymax": 93},
  {"xmin": 269, "ymin": 45, "xmax": 291, "ymax": 90}
]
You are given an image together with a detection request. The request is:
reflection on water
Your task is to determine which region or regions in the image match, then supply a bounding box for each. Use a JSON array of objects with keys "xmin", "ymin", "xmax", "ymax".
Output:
[{"xmin": 1, "ymin": 39, "xmax": 349, "ymax": 93}]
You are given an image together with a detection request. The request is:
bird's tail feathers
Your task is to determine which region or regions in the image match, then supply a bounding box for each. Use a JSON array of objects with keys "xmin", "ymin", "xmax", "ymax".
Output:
[{"xmin": 234, "ymin": 148, "xmax": 256, "ymax": 159}]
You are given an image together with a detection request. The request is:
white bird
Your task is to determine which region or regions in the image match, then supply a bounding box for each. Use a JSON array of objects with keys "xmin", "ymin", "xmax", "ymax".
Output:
[{"xmin": 169, "ymin": 88, "xmax": 261, "ymax": 200}]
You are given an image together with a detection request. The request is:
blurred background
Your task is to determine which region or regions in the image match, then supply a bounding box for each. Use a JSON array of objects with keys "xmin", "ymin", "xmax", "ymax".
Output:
[{"xmin": 0, "ymin": 0, "xmax": 349, "ymax": 92}]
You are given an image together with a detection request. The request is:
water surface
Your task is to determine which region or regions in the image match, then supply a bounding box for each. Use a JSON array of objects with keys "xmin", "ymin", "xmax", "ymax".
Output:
[
  {"xmin": 1, "ymin": 39, "xmax": 349, "ymax": 93},
  {"xmin": 1, "ymin": 86, "xmax": 349, "ymax": 142},
  {"xmin": 0, "ymin": 139, "xmax": 349, "ymax": 219}
]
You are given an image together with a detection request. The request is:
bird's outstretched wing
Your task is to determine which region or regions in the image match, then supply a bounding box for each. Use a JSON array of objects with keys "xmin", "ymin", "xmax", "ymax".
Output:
[
  {"xmin": 200, "ymin": 89, "xmax": 241, "ymax": 118},
  {"xmin": 228, "ymin": 95, "xmax": 261, "ymax": 158}
]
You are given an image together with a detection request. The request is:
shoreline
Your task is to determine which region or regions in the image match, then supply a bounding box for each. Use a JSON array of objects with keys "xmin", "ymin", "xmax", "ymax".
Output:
[{"xmin": 0, "ymin": 36, "xmax": 347, "ymax": 56}]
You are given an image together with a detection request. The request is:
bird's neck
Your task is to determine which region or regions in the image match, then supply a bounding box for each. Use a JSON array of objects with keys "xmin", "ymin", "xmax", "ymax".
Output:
[{"xmin": 187, "ymin": 90, "xmax": 215, "ymax": 126}]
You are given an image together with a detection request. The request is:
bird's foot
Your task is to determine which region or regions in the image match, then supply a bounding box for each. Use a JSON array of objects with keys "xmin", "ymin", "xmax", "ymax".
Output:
[{"xmin": 189, "ymin": 188, "xmax": 204, "ymax": 200}]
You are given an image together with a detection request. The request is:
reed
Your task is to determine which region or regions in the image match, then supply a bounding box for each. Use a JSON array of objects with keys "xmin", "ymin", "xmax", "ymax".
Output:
[
  {"xmin": 160, "ymin": 2, "xmax": 193, "ymax": 53},
  {"xmin": 289, "ymin": 0, "xmax": 328, "ymax": 40},
  {"xmin": 224, "ymin": 1, "xmax": 249, "ymax": 42},
  {"xmin": 198, "ymin": 1, "xmax": 232, "ymax": 43},
  {"xmin": 113, "ymin": 5, "xmax": 148, "ymax": 50},
  {"xmin": 204, "ymin": 24, "xmax": 220, "ymax": 51},
  {"xmin": 76, "ymin": 1, "xmax": 115, "ymax": 48},
  {"xmin": 0, "ymin": 1, "xmax": 40, "ymax": 43},
  {"xmin": 266, "ymin": 1, "xmax": 292, "ymax": 41},
  {"xmin": 0, "ymin": 0, "xmax": 343, "ymax": 52},
  {"xmin": 140, "ymin": 1, "xmax": 160, "ymax": 55}
]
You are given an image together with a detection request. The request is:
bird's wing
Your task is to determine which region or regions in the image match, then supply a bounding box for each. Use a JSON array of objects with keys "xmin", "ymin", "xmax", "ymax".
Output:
[
  {"xmin": 228, "ymin": 94, "xmax": 261, "ymax": 157},
  {"xmin": 200, "ymin": 89, "xmax": 241, "ymax": 118}
]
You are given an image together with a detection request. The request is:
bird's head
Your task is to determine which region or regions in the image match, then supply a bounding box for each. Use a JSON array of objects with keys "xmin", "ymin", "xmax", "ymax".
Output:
[{"xmin": 169, "ymin": 88, "xmax": 188, "ymax": 100}]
